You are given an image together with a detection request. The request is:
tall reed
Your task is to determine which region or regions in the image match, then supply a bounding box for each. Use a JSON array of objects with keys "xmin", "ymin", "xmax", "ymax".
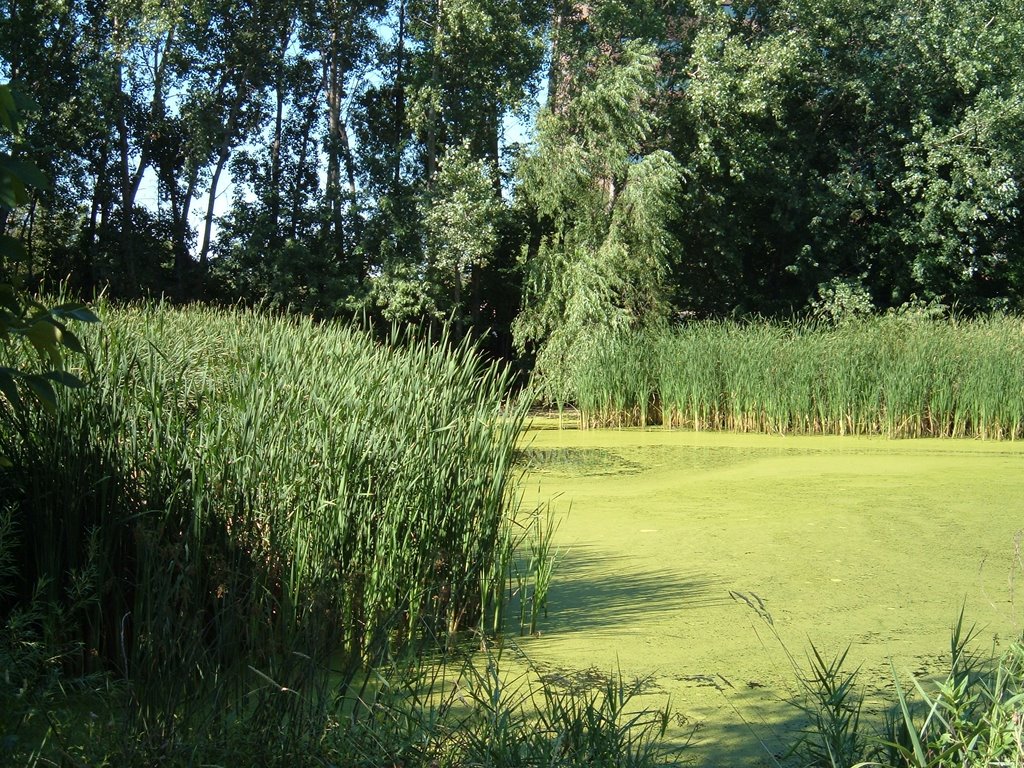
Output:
[
  {"xmin": 533, "ymin": 314, "xmax": 1024, "ymax": 439},
  {"xmin": 0, "ymin": 302, "xmax": 539, "ymax": 756}
]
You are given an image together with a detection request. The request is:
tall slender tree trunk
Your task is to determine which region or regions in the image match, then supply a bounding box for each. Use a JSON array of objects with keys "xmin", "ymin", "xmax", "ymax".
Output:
[
  {"xmin": 324, "ymin": 33, "xmax": 345, "ymax": 244},
  {"xmin": 290, "ymin": 105, "xmax": 317, "ymax": 242},
  {"xmin": 171, "ymin": 164, "xmax": 199, "ymax": 296},
  {"xmin": 115, "ymin": 59, "xmax": 138, "ymax": 294},
  {"xmin": 199, "ymin": 145, "xmax": 229, "ymax": 272},
  {"xmin": 324, "ymin": 15, "xmax": 363, "ymax": 279},
  {"xmin": 488, "ymin": 108, "xmax": 502, "ymax": 197},
  {"xmin": 199, "ymin": 86, "xmax": 246, "ymax": 272},
  {"xmin": 547, "ymin": 1, "xmax": 581, "ymax": 115},
  {"xmin": 112, "ymin": 23, "xmax": 173, "ymax": 295},
  {"xmin": 83, "ymin": 172, "xmax": 103, "ymax": 293},
  {"xmin": 393, "ymin": 0, "xmax": 407, "ymax": 192},
  {"xmin": 23, "ymin": 195, "xmax": 37, "ymax": 284},
  {"xmin": 425, "ymin": 0, "xmax": 444, "ymax": 183},
  {"xmin": 270, "ymin": 73, "xmax": 285, "ymax": 241}
]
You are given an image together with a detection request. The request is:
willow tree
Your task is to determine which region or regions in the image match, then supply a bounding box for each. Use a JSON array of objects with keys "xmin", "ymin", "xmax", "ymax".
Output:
[{"xmin": 514, "ymin": 41, "xmax": 682, "ymax": 402}]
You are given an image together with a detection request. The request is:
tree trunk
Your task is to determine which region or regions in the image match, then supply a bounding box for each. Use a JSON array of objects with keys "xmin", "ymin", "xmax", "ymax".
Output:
[
  {"xmin": 115, "ymin": 58, "xmax": 138, "ymax": 294},
  {"xmin": 199, "ymin": 87, "xmax": 247, "ymax": 271},
  {"xmin": 393, "ymin": 0, "xmax": 407, "ymax": 191},
  {"xmin": 324, "ymin": 36, "xmax": 345, "ymax": 244},
  {"xmin": 488, "ymin": 107, "xmax": 503, "ymax": 197},
  {"xmin": 270, "ymin": 71, "xmax": 285, "ymax": 241},
  {"xmin": 425, "ymin": 0, "xmax": 444, "ymax": 183},
  {"xmin": 290, "ymin": 104, "xmax": 317, "ymax": 242},
  {"xmin": 171, "ymin": 164, "xmax": 199, "ymax": 297},
  {"xmin": 199, "ymin": 146, "xmax": 228, "ymax": 272}
]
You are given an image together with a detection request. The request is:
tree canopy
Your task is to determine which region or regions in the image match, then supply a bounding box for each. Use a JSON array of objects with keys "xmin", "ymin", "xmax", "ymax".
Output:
[{"xmin": 3, "ymin": 0, "xmax": 1024, "ymax": 357}]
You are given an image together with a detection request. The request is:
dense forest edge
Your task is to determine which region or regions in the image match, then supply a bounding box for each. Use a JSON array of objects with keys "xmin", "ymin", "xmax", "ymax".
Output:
[
  {"xmin": 3, "ymin": 0, "xmax": 1024, "ymax": 358},
  {"xmin": 5, "ymin": 0, "xmax": 1024, "ymax": 764}
]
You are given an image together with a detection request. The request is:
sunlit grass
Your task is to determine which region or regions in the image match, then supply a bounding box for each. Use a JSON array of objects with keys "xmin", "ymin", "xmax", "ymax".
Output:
[
  {"xmin": 1, "ymin": 302, "xmax": 573, "ymax": 761},
  {"xmin": 535, "ymin": 315, "xmax": 1024, "ymax": 439}
]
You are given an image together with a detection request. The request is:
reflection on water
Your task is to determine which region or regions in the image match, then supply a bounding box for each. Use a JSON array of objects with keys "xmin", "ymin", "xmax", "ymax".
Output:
[{"xmin": 518, "ymin": 444, "xmax": 812, "ymax": 477}]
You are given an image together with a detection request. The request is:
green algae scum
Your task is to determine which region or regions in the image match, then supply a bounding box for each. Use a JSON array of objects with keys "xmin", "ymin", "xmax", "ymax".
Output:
[
  {"xmin": 5, "ymin": 305, "xmax": 1024, "ymax": 765},
  {"xmin": 517, "ymin": 422, "xmax": 1024, "ymax": 765}
]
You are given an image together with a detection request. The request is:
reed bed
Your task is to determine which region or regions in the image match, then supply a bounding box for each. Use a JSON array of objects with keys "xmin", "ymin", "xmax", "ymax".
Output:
[
  {"xmin": 535, "ymin": 315, "xmax": 1024, "ymax": 438},
  {"xmin": 0, "ymin": 303, "xmax": 547, "ymax": 758}
]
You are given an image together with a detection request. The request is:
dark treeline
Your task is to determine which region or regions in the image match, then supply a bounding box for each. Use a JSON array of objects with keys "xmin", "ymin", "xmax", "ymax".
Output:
[{"xmin": 2, "ymin": 0, "xmax": 1024, "ymax": 360}]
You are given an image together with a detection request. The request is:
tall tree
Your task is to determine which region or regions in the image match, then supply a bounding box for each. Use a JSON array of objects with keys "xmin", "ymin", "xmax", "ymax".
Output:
[
  {"xmin": 514, "ymin": 41, "xmax": 682, "ymax": 369},
  {"xmin": 362, "ymin": 0, "xmax": 545, "ymax": 326}
]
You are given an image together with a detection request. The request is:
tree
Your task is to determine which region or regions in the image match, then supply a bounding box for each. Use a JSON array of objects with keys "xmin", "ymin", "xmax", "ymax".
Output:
[
  {"xmin": 669, "ymin": 0, "xmax": 1024, "ymax": 315},
  {"xmin": 423, "ymin": 141, "xmax": 501, "ymax": 333},
  {"xmin": 514, "ymin": 41, "xmax": 682, "ymax": 373},
  {"xmin": 0, "ymin": 83, "xmax": 95, "ymax": 439}
]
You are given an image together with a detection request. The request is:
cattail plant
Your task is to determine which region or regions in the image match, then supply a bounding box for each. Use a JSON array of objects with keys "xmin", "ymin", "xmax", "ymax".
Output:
[
  {"xmin": 0, "ymin": 302, "xmax": 541, "ymax": 752},
  {"xmin": 534, "ymin": 313, "xmax": 1024, "ymax": 439}
]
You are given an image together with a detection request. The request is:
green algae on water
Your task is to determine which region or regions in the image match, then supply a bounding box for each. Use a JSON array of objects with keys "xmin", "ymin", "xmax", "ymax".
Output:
[{"xmin": 516, "ymin": 426, "xmax": 1024, "ymax": 766}]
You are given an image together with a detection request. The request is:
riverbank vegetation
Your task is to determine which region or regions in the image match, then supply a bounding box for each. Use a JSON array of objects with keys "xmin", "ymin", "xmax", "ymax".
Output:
[
  {"xmin": 790, "ymin": 617, "xmax": 1024, "ymax": 768},
  {"xmin": 4, "ymin": 0, "xmax": 1024, "ymax": 763},
  {"xmin": 534, "ymin": 313, "xmax": 1024, "ymax": 439},
  {"xmin": 3, "ymin": 0, "xmax": 1024, "ymax": 360},
  {"xmin": 1, "ymin": 305, "xmax": 645, "ymax": 765},
  {"xmin": 3, "ymin": 306, "xmax": 1024, "ymax": 764}
]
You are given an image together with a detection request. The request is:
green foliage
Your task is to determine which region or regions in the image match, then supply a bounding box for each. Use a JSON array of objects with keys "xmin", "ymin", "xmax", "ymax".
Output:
[
  {"xmin": 671, "ymin": 0, "xmax": 1024, "ymax": 315},
  {"xmin": 0, "ymin": 83, "xmax": 97, "ymax": 427},
  {"xmin": 533, "ymin": 313, "xmax": 1024, "ymax": 439},
  {"xmin": 425, "ymin": 143, "xmax": 500, "ymax": 288},
  {"xmin": 781, "ymin": 612, "xmax": 1024, "ymax": 768},
  {"xmin": 337, "ymin": 651, "xmax": 676, "ymax": 768},
  {"xmin": 0, "ymin": 303, "xmax": 683, "ymax": 764},
  {"xmin": 0, "ymin": 305, "xmax": 555, "ymax": 744},
  {"xmin": 374, "ymin": 141, "xmax": 502, "ymax": 324},
  {"xmin": 7, "ymin": 0, "xmax": 1024, "ymax": 325},
  {"xmin": 515, "ymin": 40, "xmax": 682, "ymax": 389},
  {"xmin": 791, "ymin": 644, "xmax": 868, "ymax": 768},
  {"xmin": 809, "ymin": 278, "xmax": 876, "ymax": 326}
]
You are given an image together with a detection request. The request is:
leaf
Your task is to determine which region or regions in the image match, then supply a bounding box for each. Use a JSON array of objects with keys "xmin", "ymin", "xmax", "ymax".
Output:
[
  {"xmin": 0, "ymin": 172, "xmax": 26, "ymax": 208},
  {"xmin": 0, "ymin": 234, "xmax": 27, "ymax": 263},
  {"xmin": 23, "ymin": 374, "xmax": 57, "ymax": 413},
  {"xmin": 0, "ymin": 284, "xmax": 21, "ymax": 315},
  {"xmin": 0, "ymin": 368, "xmax": 24, "ymax": 410},
  {"xmin": 0, "ymin": 157, "xmax": 50, "ymax": 191},
  {"xmin": 51, "ymin": 304, "xmax": 100, "ymax": 323},
  {"xmin": 0, "ymin": 85, "xmax": 17, "ymax": 132},
  {"xmin": 890, "ymin": 659, "xmax": 927, "ymax": 765},
  {"xmin": 24, "ymin": 317, "xmax": 61, "ymax": 351},
  {"xmin": 44, "ymin": 370, "xmax": 86, "ymax": 389},
  {"xmin": 58, "ymin": 327, "xmax": 84, "ymax": 354}
]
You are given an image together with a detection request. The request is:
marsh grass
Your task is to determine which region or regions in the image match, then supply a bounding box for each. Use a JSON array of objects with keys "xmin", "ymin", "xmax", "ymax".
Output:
[
  {"xmin": 869, "ymin": 615, "xmax": 1024, "ymax": 768},
  {"xmin": 325, "ymin": 646, "xmax": 677, "ymax": 767},
  {"xmin": 535, "ymin": 315, "xmax": 1024, "ymax": 438},
  {"xmin": 785, "ymin": 612, "xmax": 1024, "ymax": 768},
  {"xmin": 0, "ymin": 303, "xmax": 583, "ymax": 764},
  {"xmin": 729, "ymin": 593, "xmax": 1024, "ymax": 768}
]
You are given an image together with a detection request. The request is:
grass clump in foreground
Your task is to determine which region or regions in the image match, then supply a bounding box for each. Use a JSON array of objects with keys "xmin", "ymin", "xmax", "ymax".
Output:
[
  {"xmin": 785, "ymin": 613, "xmax": 1024, "ymax": 768},
  {"xmin": 535, "ymin": 313, "xmax": 1024, "ymax": 438},
  {"xmin": 0, "ymin": 304, "xmax": 674, "ymax": 765}
]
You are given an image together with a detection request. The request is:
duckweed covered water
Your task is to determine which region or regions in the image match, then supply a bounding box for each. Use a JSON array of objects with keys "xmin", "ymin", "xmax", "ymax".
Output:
[{"xmin": 515, "ymin": 422, "xmax": 1024, "ymax": 766}]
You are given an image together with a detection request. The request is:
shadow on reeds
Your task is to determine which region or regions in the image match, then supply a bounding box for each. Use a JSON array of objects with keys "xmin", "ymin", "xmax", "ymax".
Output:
[{"xmin": 538, "ymin": 548, "xmax": 731, "ymax": 636}]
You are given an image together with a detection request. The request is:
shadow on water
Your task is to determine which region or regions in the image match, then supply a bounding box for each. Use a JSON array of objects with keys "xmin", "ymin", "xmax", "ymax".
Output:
[
  {"xmin": 513, "ymin": 547, "xmax": 894, "ymax": 767},
  {"xmin": 538, "ymin": 547, "xmax": 732, "ymax": 637}
]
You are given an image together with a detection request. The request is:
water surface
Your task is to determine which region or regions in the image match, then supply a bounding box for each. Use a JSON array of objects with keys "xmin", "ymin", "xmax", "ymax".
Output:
[{"xmin": 515, "ymin": 423, "xmax": 1024, "ymax": 765}]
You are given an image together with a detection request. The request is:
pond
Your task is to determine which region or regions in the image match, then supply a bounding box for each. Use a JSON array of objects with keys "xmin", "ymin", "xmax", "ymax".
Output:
[{"xmin": 515, "ymin": 421, "xmax": 1024, "ymax": 765}]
